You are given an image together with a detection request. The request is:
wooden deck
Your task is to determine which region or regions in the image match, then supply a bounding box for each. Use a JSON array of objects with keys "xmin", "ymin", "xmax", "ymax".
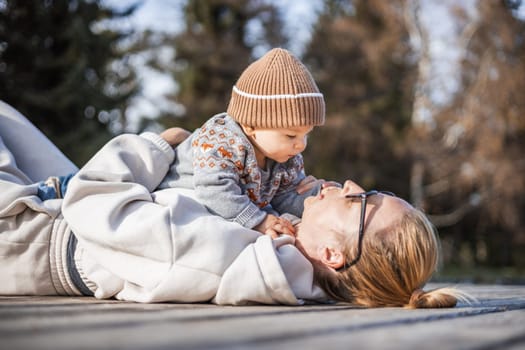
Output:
[{"xmin": 1, "ymin": 283, "xmax": 524, "ymax": 350}]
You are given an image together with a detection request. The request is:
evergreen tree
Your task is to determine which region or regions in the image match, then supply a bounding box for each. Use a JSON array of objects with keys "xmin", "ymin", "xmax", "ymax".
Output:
[{"xmin": 0, "ymin": 0, "xmax": 138, "ymax": 165}]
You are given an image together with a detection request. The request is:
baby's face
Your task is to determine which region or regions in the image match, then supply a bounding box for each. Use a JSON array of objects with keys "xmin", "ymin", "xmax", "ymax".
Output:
[{"xmin": 245, "ymin": 125, "xmax": 314, "ymax": 164}]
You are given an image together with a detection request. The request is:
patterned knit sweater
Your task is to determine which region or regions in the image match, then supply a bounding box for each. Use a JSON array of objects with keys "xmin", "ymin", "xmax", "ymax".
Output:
[{"xmin": 157, "ymin": 113, "xmax": 320, "ymax": 229}]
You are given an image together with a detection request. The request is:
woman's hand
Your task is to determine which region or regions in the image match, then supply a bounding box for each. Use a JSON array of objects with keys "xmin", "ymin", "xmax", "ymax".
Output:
[
  {"xmin": 160, "ymin": 127, "xmax": 191, "ymax": 147},
  {"xmin": 254, "ymin": 214, "xmax": 296, "ymax": 239},
  {"xmin": 296, "ymin": 175, "xmax": 341, "ymax": 194}
]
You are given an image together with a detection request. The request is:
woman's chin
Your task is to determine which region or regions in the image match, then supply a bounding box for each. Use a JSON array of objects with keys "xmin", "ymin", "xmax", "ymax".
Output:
[{"xmin": 303, "ymin": 196, "xmax": 314, "ymax": 208}]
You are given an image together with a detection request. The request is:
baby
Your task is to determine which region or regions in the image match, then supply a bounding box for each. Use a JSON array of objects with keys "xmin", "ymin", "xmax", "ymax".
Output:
[{"xmin": 158, "ymin": 48, "xmax": 337, "ymax": 237}]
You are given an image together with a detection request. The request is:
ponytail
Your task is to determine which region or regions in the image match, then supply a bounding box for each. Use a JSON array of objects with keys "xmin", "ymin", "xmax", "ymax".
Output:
[{"xmin": 408, "ymin": 288, "xmax": 458, "ymax": 308}]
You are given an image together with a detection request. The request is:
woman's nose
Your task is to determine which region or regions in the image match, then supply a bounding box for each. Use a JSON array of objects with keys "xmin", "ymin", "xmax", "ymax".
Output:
[{"xmin": 342, "ymin": 180, "xmax": 365, "ymax": 195}]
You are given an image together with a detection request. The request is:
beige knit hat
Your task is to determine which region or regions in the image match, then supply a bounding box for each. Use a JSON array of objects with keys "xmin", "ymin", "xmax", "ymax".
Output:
[{"xmin": 227, "ymin": 48, "xmax": 325, "ymax": 128}]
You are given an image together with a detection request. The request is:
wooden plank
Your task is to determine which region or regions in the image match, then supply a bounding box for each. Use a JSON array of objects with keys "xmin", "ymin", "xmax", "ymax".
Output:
[
  {"xmin": 0, "ymin": 283, "xmax": 524, "ymax": 350},
  {"xmin": 259, "ymin": 309, "xmax": 525, "ymax": 350}
]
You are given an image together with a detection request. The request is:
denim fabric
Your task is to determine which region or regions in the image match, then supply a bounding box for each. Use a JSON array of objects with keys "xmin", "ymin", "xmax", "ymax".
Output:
[{"xmin": 37, "ymin": 173, "xmax": 75, "ymax": 200}]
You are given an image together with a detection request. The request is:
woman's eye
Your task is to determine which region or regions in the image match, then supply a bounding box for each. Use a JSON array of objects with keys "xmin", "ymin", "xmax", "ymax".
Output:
[{"xmin": 286, "ymin": 134, "xmax": 296, "ymax": 139}]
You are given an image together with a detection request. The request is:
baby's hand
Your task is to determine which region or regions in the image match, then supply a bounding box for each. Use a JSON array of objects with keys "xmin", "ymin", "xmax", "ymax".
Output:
[
  {"xmin": 160, "ymin": 127, "xmax": 191, "ymax": 147},
  {"xmin": 254, "ymin": 214, "xmax": 296, "ymax": 239},
  {"xmin": 296, "ymin": 175, "xmax": 341, "ymax": 194}
]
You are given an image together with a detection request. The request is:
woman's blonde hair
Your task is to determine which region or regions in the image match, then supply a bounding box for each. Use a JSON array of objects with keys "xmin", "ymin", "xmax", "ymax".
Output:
[{"xmin": 314, "ymin": 207, "xmax": 463, "ymax": 308}]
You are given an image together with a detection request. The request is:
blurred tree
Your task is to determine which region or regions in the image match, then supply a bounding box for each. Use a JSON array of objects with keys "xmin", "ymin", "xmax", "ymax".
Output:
[
  {"xmin": 302, "ymin": 0, "xmax": 416, "ymax": 195},
  {"xmin": 0, "ymin": 0, "xmax": 139, "ymax": 165},
  {"xmin": 153, "ymin": 0, "xmax": 288, "ymax": 131},
  {"xmin": 406, "ymin": 0, "xmax": 525, "ymax": 267}
]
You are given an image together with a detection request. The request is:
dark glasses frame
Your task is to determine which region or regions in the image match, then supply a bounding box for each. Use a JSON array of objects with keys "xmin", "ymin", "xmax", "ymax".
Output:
[{"xmin": 337, "ymin": 190, "xmax": 396, "ymax": 271}]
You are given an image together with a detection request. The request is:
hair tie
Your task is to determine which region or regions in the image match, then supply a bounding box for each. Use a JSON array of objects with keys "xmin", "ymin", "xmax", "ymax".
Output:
[{"xmin": 409, "ymin": 288, "xmax": 425, "ymax": 306}]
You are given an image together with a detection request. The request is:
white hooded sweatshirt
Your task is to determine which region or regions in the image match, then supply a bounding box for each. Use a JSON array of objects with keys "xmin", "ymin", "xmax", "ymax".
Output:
[{"xmin": 61, "ymin": 132, "xmax": 326, "ymax": 305}]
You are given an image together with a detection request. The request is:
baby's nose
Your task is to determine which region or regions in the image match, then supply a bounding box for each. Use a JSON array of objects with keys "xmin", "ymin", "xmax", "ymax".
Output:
[{"xmin": 294, "ymin": 136, "xmax": 307, "ymax": 151}]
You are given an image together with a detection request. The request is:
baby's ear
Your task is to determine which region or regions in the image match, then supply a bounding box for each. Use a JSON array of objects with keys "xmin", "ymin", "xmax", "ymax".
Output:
[
  {"xmin": 241, "ymin": 124, "xmax": 256, "ymax": 136},
  {"xmin": 318, "ymin": 246, "xmax": 345, "ymax": 270}
]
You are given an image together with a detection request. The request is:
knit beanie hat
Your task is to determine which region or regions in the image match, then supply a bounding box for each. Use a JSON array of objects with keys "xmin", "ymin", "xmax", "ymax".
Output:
[{"xmin": 227, "ymin": 48, "xmax": 325, "ymax": 128}]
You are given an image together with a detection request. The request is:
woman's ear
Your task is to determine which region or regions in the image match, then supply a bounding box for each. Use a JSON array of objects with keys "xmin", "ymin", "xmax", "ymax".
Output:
[{"xmin": 318, "ymin": 246, "xmax": 345, "ymax": 270}]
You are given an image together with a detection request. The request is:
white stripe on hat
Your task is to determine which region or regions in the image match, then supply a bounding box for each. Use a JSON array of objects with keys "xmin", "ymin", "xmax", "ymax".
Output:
[{"xmin": 232, "ymin": 85, "xmax": 323, "ymax": 100}]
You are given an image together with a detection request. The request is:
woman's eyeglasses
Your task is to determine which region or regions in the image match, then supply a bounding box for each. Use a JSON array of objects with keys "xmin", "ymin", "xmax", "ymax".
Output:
[{"xmin": 336, "ymin": 190, "xmax": 396, "ymax": 271}]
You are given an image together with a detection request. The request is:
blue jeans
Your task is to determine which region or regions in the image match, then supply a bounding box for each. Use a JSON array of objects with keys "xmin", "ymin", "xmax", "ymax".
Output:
[{"xmin": 37, "ymin": 173, "xmax": 76, "ymax": 200}]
